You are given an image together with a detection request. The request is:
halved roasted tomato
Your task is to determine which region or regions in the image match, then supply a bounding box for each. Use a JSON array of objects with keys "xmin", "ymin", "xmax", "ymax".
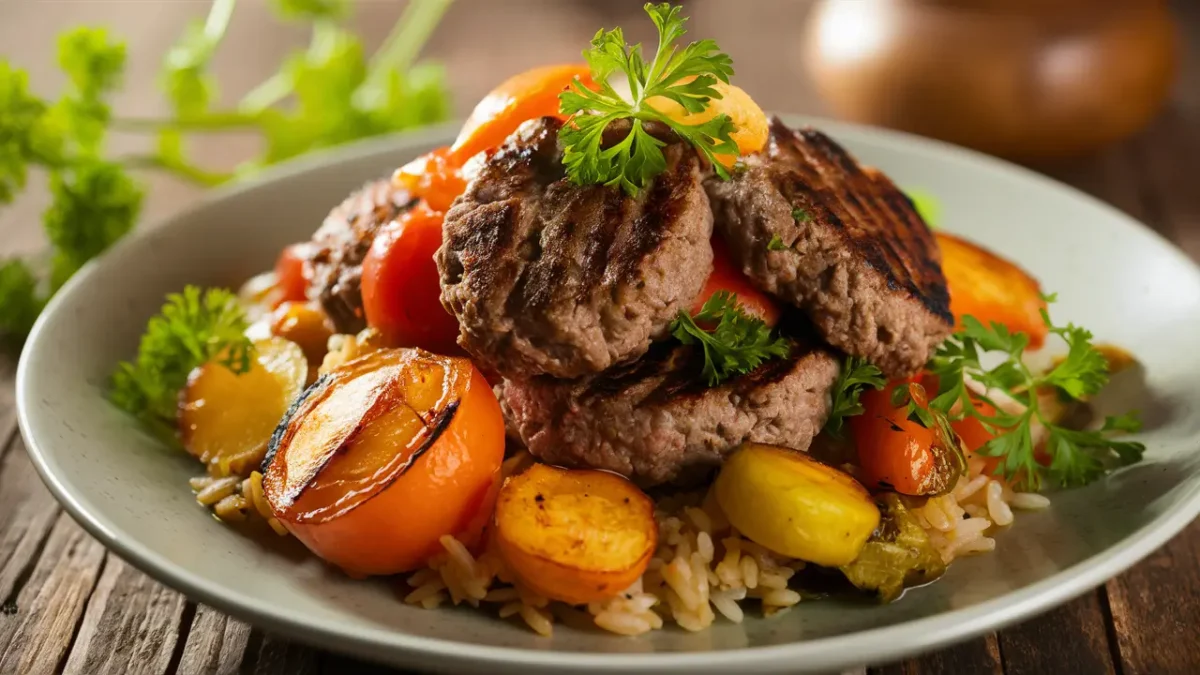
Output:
[{"xmin": 262, "ymin": 348, "xmax": 506, "ymax": 576}]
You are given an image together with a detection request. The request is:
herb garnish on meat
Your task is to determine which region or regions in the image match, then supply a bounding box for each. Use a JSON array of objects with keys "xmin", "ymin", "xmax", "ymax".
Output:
[
  {"xmin": 912, "ymin": 298, "xmax": 1144, "ymax": 490},
  {"xmin": 670, "ymin": 291, "xmax": 790, "ymax": 386},
  {"xmin": 557, "ymin": 3, "xmax": 739, "ymax": 195},
  {"xmin": 110, "ymin": 286, "xmax": 254, "ymax": 441},
  {"xmin": 824, "ymin": 356, "xmax": 886, "ymax": 438}
]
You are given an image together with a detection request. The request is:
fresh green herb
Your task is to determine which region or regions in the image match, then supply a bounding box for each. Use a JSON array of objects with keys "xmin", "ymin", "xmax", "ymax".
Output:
[
  {"xmin": 110, "ymin": 286, "xmax": 254, "ymax": 440},
  {"xmin": 0, "ymin": 0, "xmax": 452, "ymax": 347},
  {"xmin": 824, "ymin": 356, "xmax": 885, "ymax": 437},
  {"xmin": 670, "ymin": 291, "xmax": 790, "ymax": 386},
  {"xmin": 767, "ymin": 234, "xmax": 788, "ymax": 252},
  {"xmin": 906, "ymin": 189, "xmax": 940, "ymax": 228},
  {"xmin": 924, "ymin": 298, "xmax": 1144, "ymax": 490},
  {"xmin": 558, "ymin": 3, "xmax": 738, "ymax": 195},
  {"xmin": 791, "ymin": 207, "xmax": 811, "ymax": 223}
]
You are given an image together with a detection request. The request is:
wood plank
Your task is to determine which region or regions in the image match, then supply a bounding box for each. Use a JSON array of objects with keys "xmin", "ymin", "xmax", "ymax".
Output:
[
  {"xmin": 250, "ymin": 633, "xmax": 320, "ymax": 675},
  {"xmin": 1106, "ymin": 519, "xmax": 1200, "ymax": 674},
  {"xmin": 0, "ymin": 511, "xmax": 107, "ymax": 675},
  {"xmin": 996, "ymin": 593, "xmax": 1117, "ymax": 675},
  {"xmin": 868, "ymin": 634, "xmax": 1002, "ymax": 675},
  {"xmin": 60, "ymin": 555, "xmax": 188, "ymax": 675},
  {"xmin": 176, "ymin": 604, "xmax": 253, "ymax": 675},
  {"xmin": 0, "ymin": 436, "xmax": 61, "ymax": 616}
]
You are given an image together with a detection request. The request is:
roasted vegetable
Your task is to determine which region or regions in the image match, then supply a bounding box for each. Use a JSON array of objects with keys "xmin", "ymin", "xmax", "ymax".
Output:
[
  {"xmin": 449, "ymin": 63, "xmax": 594, "ymax": 164},
  {"xmin": 691, "ymin": 237, "xmax": 782, "ymax": 327},
  {"xmin": 179, "ymin": 337, "xmax": 307, "ymax": 477},
  {"xmin": 714, "ymin": 443, "xmax": 880, "ymax": 567},
  {"xmin": 269, "ymin": 301, "xmax": 334, "ymax": 368},
  {"xmin": 937, "ymin": 232, "xmax": 1048, "ymax": 349},
  {"xmin": 262, "ymin": 348, "xmax": 506, "ymax": 576},
  {"xmin": 648, "ymin": 80, "xmax": 769, "ymax": 167},
  {"xmin": 273, "ymin": 243, "xmax": 311, "ymax": 306},
  {"xmin": 850, "ymin": 381, "xmax": 965, "ymax": 496},
  {"xmin": 493, "ymin": 463, "xmax": 657, "ymax": 605},
  {"xmin": 360, "ymin": 203, "xmax": 460, "ymax": 355},
  {"xmin": 840, "ymin": 494, "xmax": 946, "ymax": 603}
]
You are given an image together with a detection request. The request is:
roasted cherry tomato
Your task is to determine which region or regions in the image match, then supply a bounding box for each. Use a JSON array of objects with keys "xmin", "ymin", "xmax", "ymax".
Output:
[
  {"xmin": 850, "ymin": 379, "xmax": 959, "ymax": 496},
  {"xmin": 274, "ymin": 243, "xmax": 311, "ymax": 304},
  {"xmin": 361, "ymin": 202, "xmax": 460, "ymax": 353},
  {"xmin": 450, "ymin": 63, "xmax": 595, "ymax": 164},
  {"xmin": 692, "ymin": 237, "xmax": 782, "ymax": 326},
  {"xmin": 392, "ymin": 147, "xmax": 469, "ymax": 213}
]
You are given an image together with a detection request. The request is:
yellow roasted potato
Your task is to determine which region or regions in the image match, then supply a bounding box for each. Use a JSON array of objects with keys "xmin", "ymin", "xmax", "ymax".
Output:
[
  {"xmin": 179, "ymin": 337, "xmax": 307, "ymax": 477},
  {"xmin": 714, "ymin": 443, "xmax": 880, "ymax": 567},
  {"xmin": 647, "ymin": 80, "xmax": 768, "ymax": 166},
  {"xmin": 493, "ymin": 464, "xmax": 657, "ymax": 605},
  {"xmin": 269, "ymin": 301, "xmax": 334, "ymax": 367}
]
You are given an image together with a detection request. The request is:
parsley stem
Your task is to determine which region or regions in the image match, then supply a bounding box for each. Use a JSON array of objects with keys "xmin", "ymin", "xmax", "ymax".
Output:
[
  {"xmin": 239, "ymin": 72, "xmax": 291, "ymax": 114},
  {"xmin": 112, "ymin": 112, "xmax": 260, "ymax": 133},
  {"xmin": 357, "ymin": 0, "xmax": 453, "ymax": 108},
  {"xmin": 118, "ymin": 154, "xmax": 232, "ymax": 187},
  {"xmin": 203, "ymin": 0, "xmax": 238, "ymax": 43}
]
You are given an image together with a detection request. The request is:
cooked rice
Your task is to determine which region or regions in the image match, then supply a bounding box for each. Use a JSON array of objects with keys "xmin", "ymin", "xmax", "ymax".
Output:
[
  {"xmin": 397, "ymin": 452, "xmax": 1048, "ymax": 636},
  {"xmin": 191, "ymin": 471, "xmax": 290, "ymax": 536},
  {"xmin": 196, "ymin": 328, "xmax": 1052, "ymax": 636}
]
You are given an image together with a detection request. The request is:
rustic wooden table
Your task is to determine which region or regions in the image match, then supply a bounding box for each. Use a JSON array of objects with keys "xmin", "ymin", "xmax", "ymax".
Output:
[{"xmin": 1, "ymin": 1, "xmax": 1198, "ymax": 673}]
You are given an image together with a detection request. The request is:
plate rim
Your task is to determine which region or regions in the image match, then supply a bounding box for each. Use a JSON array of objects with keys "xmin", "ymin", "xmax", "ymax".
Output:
[{"xmin": 16, "ymin": 115, "xmax": 1200, "ymax": 674}]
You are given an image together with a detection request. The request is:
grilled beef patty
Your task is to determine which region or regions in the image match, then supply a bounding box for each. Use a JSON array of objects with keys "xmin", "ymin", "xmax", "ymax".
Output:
[
  {"xmin": 306, "ymin": 179, "xmax": 416, "ymax": 334},
  {"xmin": 437, "ymin": 117, "xmax": 714, "ymax": 380},
  {"xmin": 497, "ymin": 339, "xmax": 839, "ymax": 486},
  {"xmin": 706, "ymin": 118, "xmax": 953, "ymax": 377}
]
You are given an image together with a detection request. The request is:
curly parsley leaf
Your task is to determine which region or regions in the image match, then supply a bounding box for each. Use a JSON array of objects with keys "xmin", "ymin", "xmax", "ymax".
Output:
[
  {"xmin": 671, "ymin": 291, "xmax": 790, "ymax": 386},
  {"xmin": 44, "ymin": 159, "xmax": 144, "ymax": 290},
  {"xmin": 767, "ymin": 234, "xmax": 788, "ymax": 252},
  {"xmin": 0, "ymin": 260, "xmax": 45, "ymax": 346},
  {"xmin": 110, "ymin": 286, "xmax": 254, "ymax": 436},
  {"xmin": 926, "ymin": 300, "xmax": 1144, "ymax": 490},
  {"xmin": 824, "ymin": 356, "xmax": 885, "ymax": 437},
  {"xmin": 558, "ymin": 2, "xmax": 738, "ymax": 195},
  {"xmin": 0, "ymin": 1, "xmax": 452, "ymax": 347}
]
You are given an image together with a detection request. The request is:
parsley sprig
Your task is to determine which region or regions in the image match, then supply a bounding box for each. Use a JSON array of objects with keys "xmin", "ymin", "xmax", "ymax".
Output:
[
  {"xmin": 1, "ymin": 0, "xmax": 452, "ymax": 347},
  {"xmin": 558, "ymin": 3, "xmax": 739, "ymax": 195},
  {"xmin": 110, "ymin": 286, "xmax": 254, "ymax": 441},
  {"xmin": 924, "ymin": 297, "xmax": 1144, "ymax": 490},
  {"xmin": 824, "ymin": 356, "xmax": 886, "ymax": 437},
  {"xmin": 670, "ymin": 291, "xmax": 790, "ymax": 386}
]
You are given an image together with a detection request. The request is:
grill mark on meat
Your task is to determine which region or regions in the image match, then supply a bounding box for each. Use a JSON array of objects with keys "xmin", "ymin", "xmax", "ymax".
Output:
[
  {"xmin": 439, "ymin": 116, "xmax": 714, "ymax": 379},
  {"xmin": 705, "ymin": 117, "xmax": 953, "ymax": 377}
]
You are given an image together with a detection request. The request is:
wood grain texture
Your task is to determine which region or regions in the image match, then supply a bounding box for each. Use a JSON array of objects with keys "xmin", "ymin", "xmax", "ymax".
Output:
[
  {"xmin": 60, "ymin": 555, "xmax": 188, "ymax": 675},
  {"xmin": 176, "ymin": 604, "xmax": 252, "ymax": 675},
  {"xmin": 1107, "ymin": 520, "xmax": 1200, "ymax": 675},
  {"xmin": 997, "ymin": 594, "xmax": 1118, "ymax": 675},
  {"xmin": 0, "ymin": 1, "xmax": 1197, "ymax": 673},
  {"xmin": 870, "ymin": 634, "xmax": 1003, "ymax": 675},
  {"xmin": 0, "ymin": 510, "xmax": 107, "ymax": 675}
]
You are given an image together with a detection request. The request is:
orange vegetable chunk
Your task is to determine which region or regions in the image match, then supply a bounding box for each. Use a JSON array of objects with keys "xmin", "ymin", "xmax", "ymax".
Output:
[
  {"xmin": 263, "ymin": 349, "xmax": 505, "ymax": 576},
  {"xmin": 937, "ymin": 232, "xmax": 1048, "ymax": 349},
  {"xmin": 494, "ymin": 464, "xmax": 657, "ymax": 605}
]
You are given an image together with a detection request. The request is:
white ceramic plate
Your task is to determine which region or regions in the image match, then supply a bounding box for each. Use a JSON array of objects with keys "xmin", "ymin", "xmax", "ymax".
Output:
[{"xmin": 17, "ymin": 117, "xmax": 1200, "ymax": 674}]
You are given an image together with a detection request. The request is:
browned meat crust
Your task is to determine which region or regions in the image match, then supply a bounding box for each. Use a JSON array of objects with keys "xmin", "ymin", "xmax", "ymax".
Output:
[
  {"xmin": 306, "ymin": 179, "xmax": 415, "ymax": 334},
  {"xmin": 706, "ymin": 118, "xmax": 953, "ymax": 377},
  {"xmin": 438, "ymin": 117, "xmax": 714, "ymax": 379},
  {"xmin": 497, "ymin": 338, "xmax": 840, "ymax": 486}
]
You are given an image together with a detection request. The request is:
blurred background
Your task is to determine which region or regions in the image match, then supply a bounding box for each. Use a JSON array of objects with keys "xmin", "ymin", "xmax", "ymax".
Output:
[{"xmin": 0, "ymin": 0, "xmax": 1193, "ymax": 289}]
